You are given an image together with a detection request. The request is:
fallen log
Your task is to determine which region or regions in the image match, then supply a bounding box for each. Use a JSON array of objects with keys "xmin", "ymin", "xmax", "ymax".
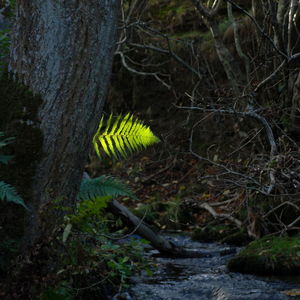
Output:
[{"xmin": 107, "ymin": 199, "xmax": 235, "ymax": 258}]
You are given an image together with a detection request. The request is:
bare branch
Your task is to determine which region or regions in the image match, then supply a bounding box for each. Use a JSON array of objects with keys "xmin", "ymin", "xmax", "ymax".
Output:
[
  {"xmin": 188, "ymin": 119, "xmax": 262, "ymax": 187},
  {"xmin": 199, "ymin": 202, "xmax": 242, "ymax": 228},
  {"xmin": 176, "ymin": 104, "xmax": 278, "ymax": 156},
  {"xmin": 176, "ymin": 103, "xmax": 279, "ymax": 194},
  {"xmin": 115, "ymin": 51, "xmax": 171, "ymax": 89},
  {"xmin": 287, "ymin": 0, "xmax": 298, "ymax": 55},
  {"xmin": 254, "ymin": 59, "xmax": 287, "ymax": 93},
  {"xmin": 129, "ymin": 42, "xmax": 202, "ymax": 79},
  {"xmin": 227, "ymin": 2, "xmax": 250, "ymax": 82},
  {"xmin": 225, "ymin": 0, "xmax": 288, "ymax": 59},
  {"xmin": 193, "ymin": 0, "xmax": 223, "ymax": 18}
]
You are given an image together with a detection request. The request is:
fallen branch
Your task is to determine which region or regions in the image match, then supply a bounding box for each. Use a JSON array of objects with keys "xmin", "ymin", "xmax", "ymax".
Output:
[
  {"xmin": 107, "ymin": 199, "xmax": 235, "ymax": 257},
  {"xmin": 83, "ymin": 172, "xmax": 236, "ymax": 257}
]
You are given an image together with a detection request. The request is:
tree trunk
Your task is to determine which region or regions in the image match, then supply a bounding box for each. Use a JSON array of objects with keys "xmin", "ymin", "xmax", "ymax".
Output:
[{"xmin": 9, "ymin": 0, "xmax": 120, "ymax": 249}]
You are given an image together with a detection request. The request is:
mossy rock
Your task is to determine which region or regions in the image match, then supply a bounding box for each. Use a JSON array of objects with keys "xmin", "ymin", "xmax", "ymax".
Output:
[{"xmin": 228, "ymin": 235, "xmax": 300, "ymax": 275}]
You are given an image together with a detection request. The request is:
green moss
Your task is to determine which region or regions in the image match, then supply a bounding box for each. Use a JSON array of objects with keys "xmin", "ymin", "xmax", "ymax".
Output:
[{"xmin": 228, "ymin": 236, "xmax": 300, "ymax": 275}]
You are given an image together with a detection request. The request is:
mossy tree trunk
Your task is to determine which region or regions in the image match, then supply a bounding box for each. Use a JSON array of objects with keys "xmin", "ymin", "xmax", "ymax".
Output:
[{"xmin": 9, "ymin": 0, "xmax": 120, "ymax": 249}]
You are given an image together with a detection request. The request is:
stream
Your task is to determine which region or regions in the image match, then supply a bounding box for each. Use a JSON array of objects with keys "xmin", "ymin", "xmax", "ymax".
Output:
[{"xmin": 124, "ymin": 235, "xmax": 300, "ymax": 300}]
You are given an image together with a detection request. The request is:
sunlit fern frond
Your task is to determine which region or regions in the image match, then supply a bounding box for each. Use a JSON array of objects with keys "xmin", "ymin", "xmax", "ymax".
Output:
[
  {"xmin": 77, "ymin": 175, "xmax": 138, "ymax": 201},
  {"xmin": 93, "ymin": 113, "xmax": 160, "ymax": 159}
]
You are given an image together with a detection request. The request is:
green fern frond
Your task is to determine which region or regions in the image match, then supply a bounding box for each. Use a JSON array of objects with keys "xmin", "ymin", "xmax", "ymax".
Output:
[
  {"xmin": 0, "ymin": 131, "xmax": 15, "ymax": 148},
  {"xmin": 0, "ymin": 133, "xmax": 27, "ymax": 209},
  {"xmin": 0, "ymin": 131, "xmax": 14, "ymax": 164},
  {"xmin": 77, "ymin": 175, "xmax": 138, "ymax": 201},
  {"xmin": 71, "ymin": 195, "xmax": 113, "ymax": 228},
  {"xmin": 0, "ymin": 154, "xmax": 13, "ymax": 164},
  {"xmin": 0, "ymin": 181, "xmax": 28, "ymax": 209},
  {"xmin": 93, "ymin": 113, "xmax": 160, "ymax": 159}
]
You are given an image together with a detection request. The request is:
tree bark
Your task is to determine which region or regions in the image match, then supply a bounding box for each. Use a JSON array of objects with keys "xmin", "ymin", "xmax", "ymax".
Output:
[{"xmin": 9, "ymin": 0, "xmax": 120, "ymax": 249}]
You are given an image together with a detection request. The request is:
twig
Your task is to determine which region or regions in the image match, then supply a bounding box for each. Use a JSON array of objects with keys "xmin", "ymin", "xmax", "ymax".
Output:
[
  {"xmin": 115, "ymin": 51, "xmax": 171, "ymax": 89},
  {"xmin": 176, "ymin": 104, "xmax": 278, "ymax": 156},
  {"xmin": 227, "ymin": 128, "xmax": 263, "ymax": 157},
  {"xmin": 141, "ymin": 163, "xmax": 174, "ymax": 184},
  {"xmin": 176, "ymin": 103, "xmax": 278, "ymax": 194},
  {"xmin": 254, "ymin": 59, "xmax": 287, "ymax": 93},
  {"xmin": 263, "ymin": 201, "xmax": 300, "ymax": 218},
  {"xmin": 227, "ymin": 1, "xmax": 250, "ymax": 82},
  {"xmin": 131, "ymin": 22, "xmax": 203, "ymax": 79},
  {"xmin": 199, "ymin": 202, "xmax": 242, "ymax": 228},
  {"xmin": 193, "ymin": 0, "xmax": 223, "ymax": 18},
  {"xmin": 73, "ymin": 273, "xmax": 112, "ymax": 292},
  {"xmin": 225, "ymin": 0, "xmax": 288, "ymax": 59},
  {"xmin": 286, "ymin": 215, "xmax": 300, "ymax": 229}
]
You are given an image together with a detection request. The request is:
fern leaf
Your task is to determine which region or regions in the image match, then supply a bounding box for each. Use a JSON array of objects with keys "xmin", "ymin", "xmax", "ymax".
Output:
[
  {"xmin": 0, "ymin": 132, "xmax": 15, "ymax": 148},
  {"xmin": 0, "ymin": 132, "xmax": 15, "ymax": 164},
  {"xmin": 93, "ymin": 113, "xmax": 160, "ymax": 159},
  {"xmin": 77, "ymin": 175, "xmax": 138, "ymax": 201},
  {"xmin": 0, "ymin": 154, "xmax": 13, "ymax": 164},
  {"xmin": 0, "ymin": 181, "xmax": 28, "ymax": 209}
]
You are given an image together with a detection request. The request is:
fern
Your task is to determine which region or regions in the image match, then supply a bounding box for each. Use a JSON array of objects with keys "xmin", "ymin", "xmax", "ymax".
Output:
[
  {"xmin": 70, "ymin": 195, "xmax": 113, "ymax": 231},
  {"xmin": 93, "ymin": 113, "xmax": 160, "ymax": 159},
  {"xmin": 0, "ymin": 154, "xmax": 13, "ymax": 165},
  {"xmin": 0, "ymin": 131, "xmax": 28, "ymax": 209},
  {"xmin": 0, "ymin": 181, "xmax": 28, "ymax": 209},
  {"xmin": 77, "ymin": 175, "xmax": 138, "ymax": 201},
  {"xmin": 0, "ymin": 132, "xmax": 14, "ymax": 164}
]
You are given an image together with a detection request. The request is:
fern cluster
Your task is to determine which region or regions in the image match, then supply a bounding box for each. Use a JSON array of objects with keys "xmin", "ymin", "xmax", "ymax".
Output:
[
  {"xmin": 0, "ymin": 132, "xmax": 14, "ymax": 164},
  {"xmin": 0, "ymin": 132, "xmax": 27, "ymax": 209}
]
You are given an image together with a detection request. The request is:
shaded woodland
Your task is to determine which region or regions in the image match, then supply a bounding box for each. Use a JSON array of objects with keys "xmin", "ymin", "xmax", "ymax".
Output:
[{"xmin": 0, "ymin": 0, "xmax": 300, "ymax": 299}]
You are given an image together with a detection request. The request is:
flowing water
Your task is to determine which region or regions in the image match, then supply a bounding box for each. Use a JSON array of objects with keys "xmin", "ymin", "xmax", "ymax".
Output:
[{"xmin": 126, "ymin": 235, "xmax": 300, "ymax": 300}]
